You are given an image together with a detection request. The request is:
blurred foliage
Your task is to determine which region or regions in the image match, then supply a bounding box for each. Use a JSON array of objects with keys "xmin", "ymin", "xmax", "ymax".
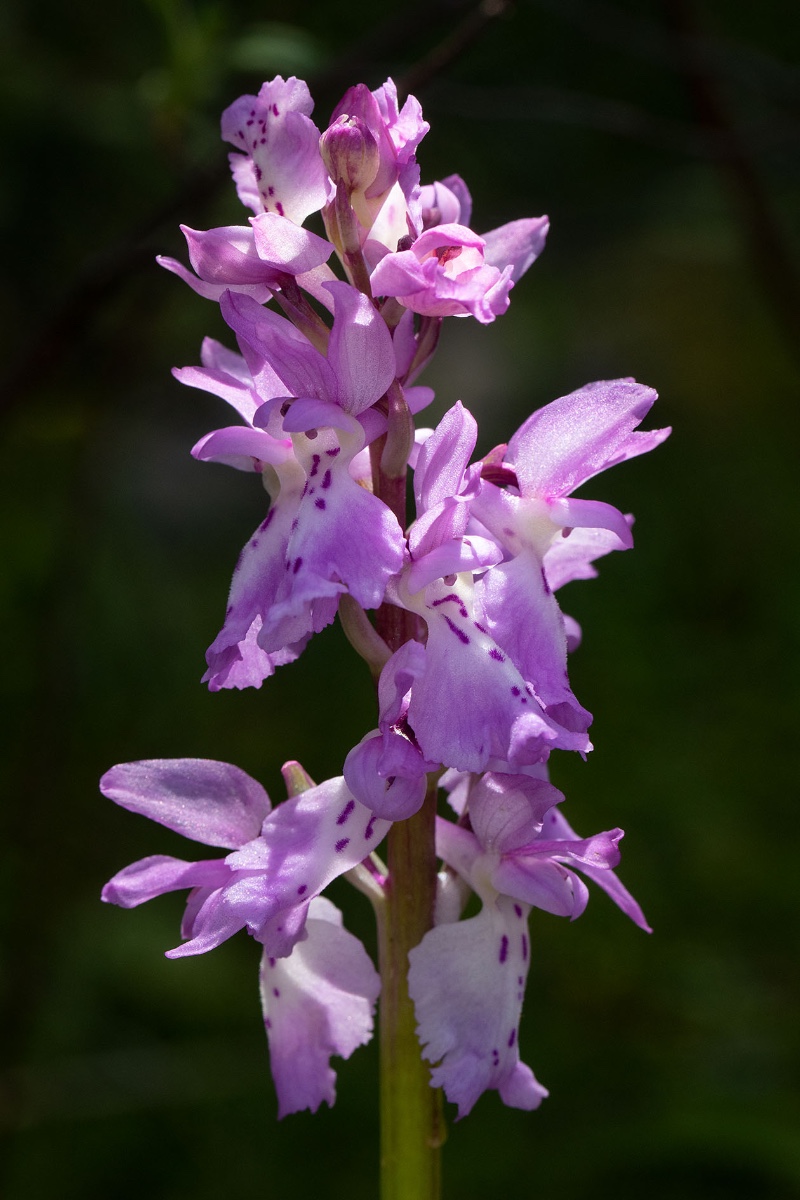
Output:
[{"xmin": 1, "ymin": 0, "xmax": 799, "ymax": 1197}]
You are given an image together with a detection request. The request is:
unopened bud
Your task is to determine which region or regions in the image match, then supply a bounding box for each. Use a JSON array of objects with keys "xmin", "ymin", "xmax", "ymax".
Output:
[
  {"xmin": 281, "ymin": 760, "xmax": 316, "ymax": 797},
  {"xmin": 320, "ymin": 115, "xmax": 380, "ymax": 193}
]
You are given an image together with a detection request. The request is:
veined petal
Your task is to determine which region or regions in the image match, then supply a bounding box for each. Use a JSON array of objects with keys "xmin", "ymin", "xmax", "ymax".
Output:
[
  {"xmin": 99, "ymin": 759, "xmax": 272, "ymax": 848},
  {"xmin": 250, "ymin": 212, "xmax": 333, "ymax": 273},
  {"xmin": 157, "ymin": 254, "xmax": 273, "ymax": 304},
  {"xmin": 324, "ymin": 281, "xmax": 396, "ymax": 414},
  {"xmin": 548, "ymin": 497, "xmax": 634, "ymax": 549},
  {"xmin": 260, "ymin": 897, "xmax": 380, "ymax": 1117},
  {"xmin": 181, "ymin": 224, "xmax": 282, "ymax": 285},
  {"xmin": 413, "ymin": 401, "xmax": 478, "ymax": 513},
  {"xmin": 467, "ymin": 772, "xmax": 564, "ymax": 855},
  {"xmin": 490, "ymin": 857, "xmax": 590, "ymax": 919},
  {"xmin": 221, "ymin": 290, "xmax": 335, "ymax": 402},
  {"xmin": 507, "ymin": 378, "xmax": 666, "ymax": 500},
  {"xmin": 166, "ymin": 882, "xmax": 252, "ymax": 958}
]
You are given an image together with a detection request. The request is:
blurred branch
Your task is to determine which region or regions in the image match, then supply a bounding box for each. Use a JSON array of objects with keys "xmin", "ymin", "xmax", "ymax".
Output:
[
  {"xmin": 663, "ymin": 0, "xmax": 800, "ymax": 359},
  {"xmin": 396, "ymin": 0, "xmax": 511, "ymax": 98}
]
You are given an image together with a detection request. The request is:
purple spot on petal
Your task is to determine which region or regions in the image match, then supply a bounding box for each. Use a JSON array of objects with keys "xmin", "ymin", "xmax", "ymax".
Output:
[
  {"xmin": 326, "ymin": 447, "xmax": 341, "ymax": 457},
  {"xmin": 443, "ymin": 615, "xmax": 469, "ymax": 644},
  {"xmin": 511, "ymin": 686, "xmax": 521, "ymax": 697},
  {"xmin": 365, "ymin": 817, "xmax": 376, "ymax": 839},
  {"xmin": 251, "ymin": 538, "xmax": 259, "ymax": 550},
  {"xmin": 297, "ymin": 884, "xmax": 308, "ymax": 896},
  {"xmin": 508, "ymin": 1029, "xmax": 517, "ymax": 1048},
  {"xmin": 268, "ymin": 957, "xmax": 276, "ymax": 968},
  {"xmin": 293, "ymin": 557, "xmax": 303, "ymax": 574},
  {"xmin": 315, "ymin": 498, "xmax": 326, "ymax": 510},
  {"xmin": 276, "ymin": 201, "xmax": 285, "ymax": 216},
  {"xmin": 310, "ymin": 453, "xmax": 321, "ymax": 478},
  {"xmin": 261, "ymin": 510, "xmax": 275, "ymax": 531},
  {"xmin": 518, "ymin": 976, "xmax": 524, "ymax": 986},
  {"xmin": 265, "ymin": 1017, "xmax": 272, "ymax": 1029},
  {"xmin": 499, "ymin": 935, "xmax": 509, "ymax": 964},
  {"xmin": 255, "ymin": 165, "xmax": 263, "ymax": 181},
  {"xmin": 272, "ymin": 104, "xmax": 279, "ymax": 116},
  {"xmin": 226, "ymin": 605, "xmax": 233, "ymax": 616},
  {"xmin": 337, "ymin": 800, "xmax": 355, "ymax": 826},
  {"xmin": 521, "ymin": 934, "xmax": 529, "ymax": 961},
  {"xmin": 291, "ymin": 519, "xmax": 299, "ymax": 532},
  {"xmin": 432, "ymin": 593, "xmax": 468, "ymax": 618},
  {"xmin": 335, "ymin": 837, "xmax": 350, "ymax": 852},
  {"xmin": 514, "ymin": 904, "xmax": 523, "ymax": 919},
  {"xmin": 268, "ymin": 186, "xmax": 275, "ymax": 196},
  {"xmin": 273, "ymin": 987, "xmax": 280, "ymax": 998},
  {"xmin": 321, "ymin": 469, "xmax": 332, "ymax": 490},
  {"xmin": 541, "ymin": 566, "xmax": 551, "ymax": 595},
  {"xmin": 474, "ymin": 621, "xmax": 488, "ymax": 634},
  {"xmin": 489, "ymin": 648, "xmax": 505, "ymax": 662}
]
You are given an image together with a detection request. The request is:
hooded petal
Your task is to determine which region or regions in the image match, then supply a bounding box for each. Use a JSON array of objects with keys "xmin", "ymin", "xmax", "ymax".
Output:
[{"xmin": 343, "ymin": 730, "xmax": 429, "ymax": 820}]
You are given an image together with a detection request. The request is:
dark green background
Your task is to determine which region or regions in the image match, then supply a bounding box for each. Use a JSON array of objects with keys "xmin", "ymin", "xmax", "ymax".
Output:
[{"xmin": 2, "ymin": 1, "xmax": 798, "ymax": 1196}]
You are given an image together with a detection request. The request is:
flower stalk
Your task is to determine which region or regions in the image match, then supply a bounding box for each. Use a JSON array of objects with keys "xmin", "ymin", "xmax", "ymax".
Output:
[
  {"xmin": 98, "ymin": 70, "xmax": 667, "ymax": 1200},
  {"xmin": 378, "ymin": 776, "xmax": 445, "ymax": 1200}
]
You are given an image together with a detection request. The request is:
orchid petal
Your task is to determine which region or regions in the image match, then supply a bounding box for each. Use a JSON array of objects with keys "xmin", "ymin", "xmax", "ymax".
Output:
[
  {"xmin": 100, "ymin": 759, "xmax": 271, "ymax": 848},
  {"xmin": 409, "ymin": 897, "xmax": 544, "ymax": 1117},
  {"xmin": 101, "ymin": 855, "xmax": 230, "ymax": 908},
  {"xmin": 260, "ymin": 897, "xmax": 380, "ymax": 1117},
  {"xmin": 507, "ymin": 378, "xmax": 667, "ymax": 500}
]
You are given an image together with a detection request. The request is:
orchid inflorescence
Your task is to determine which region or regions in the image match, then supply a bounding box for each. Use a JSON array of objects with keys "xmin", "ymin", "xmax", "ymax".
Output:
[{"xmin": 101, "ymin": 74, "xmax": 668, "ymax": 1125}]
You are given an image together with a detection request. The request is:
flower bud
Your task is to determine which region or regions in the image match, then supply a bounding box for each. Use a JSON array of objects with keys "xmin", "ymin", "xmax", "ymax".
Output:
[{"xmin": 320, "ymin": 115, "xmax": 380, "ymax": 193}]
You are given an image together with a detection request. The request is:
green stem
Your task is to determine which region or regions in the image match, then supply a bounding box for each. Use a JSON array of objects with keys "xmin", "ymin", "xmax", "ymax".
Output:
[
  {"xmin": 377, "ymin": 776, "xmax": 445, "ymax": 1200},
  {"xmin": 369, "ymin": 395, "xmax": 445, "ymax": 1197}
]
